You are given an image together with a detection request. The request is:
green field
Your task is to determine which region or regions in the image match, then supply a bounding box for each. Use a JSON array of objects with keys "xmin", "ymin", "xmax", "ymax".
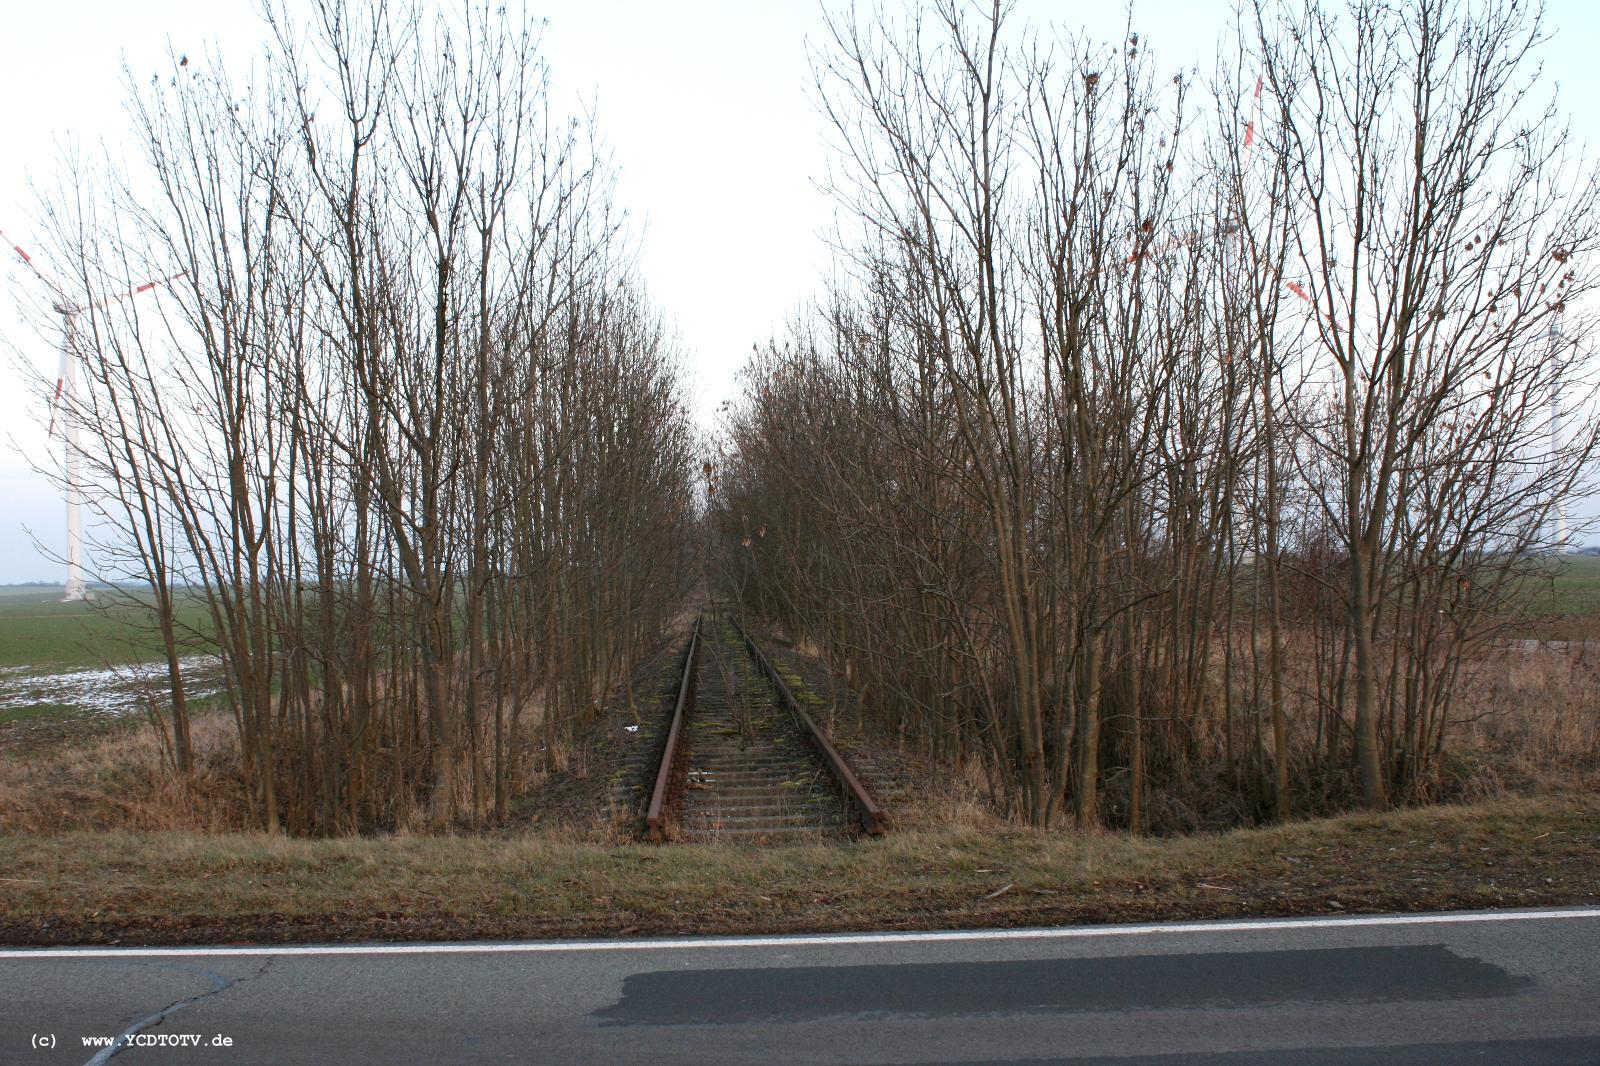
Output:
[
  {"xmin": 0, "ymin": 586, "xmax": 215, "ymax": 674},
  {"xmin": 3, "ymin": 559, "xmax": 1597, "ymax": 676},
  {"xmin": 1530, "ymin": 554, "xmax": 1600, "ymax": 616},
  {"xmin": 0, "ymin": 586, "xmax": 220, "ymax": 726},
  {"xmin": 1511, "ymin": 555, "xmax": 1600, "ymax": 640}
]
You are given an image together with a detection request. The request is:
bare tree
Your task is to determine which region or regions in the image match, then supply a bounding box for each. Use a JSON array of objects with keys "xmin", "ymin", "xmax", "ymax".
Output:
[
  {"xmin": 21, "ymin": 0, "xmax": 697, "ymax": 834},
  {"xmin": 1253, "ymin": 0, "xmax": 1600, "ymax": 805},
  {"xmin": 713, "ymin": 0, "xmax": 1599, "ymax": 829}
]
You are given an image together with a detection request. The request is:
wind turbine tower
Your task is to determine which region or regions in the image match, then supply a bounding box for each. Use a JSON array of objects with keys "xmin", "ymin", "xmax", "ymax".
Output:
[
  {"xmin": 2, "ymin": 227, "xmax": 181, "ymax": 601},
  {"xmin": 1547, "ymin": 319, "xmax": 1568, "ymax": 554}
]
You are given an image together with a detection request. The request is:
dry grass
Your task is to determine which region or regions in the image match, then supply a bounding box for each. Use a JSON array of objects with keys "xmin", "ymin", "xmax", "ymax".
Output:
[
  {"xmin": 2, "ymin": 791, "xmax": 1595, "ymax": 945},
  {"xmin": 1101, "ymin": 633, "xmax": 1600, "ymax": 833},
  {"xmin": 0, "ymin": 712, "xmax": 250, "ymax": 833},
  {"xmin": 5, "ymin": 632, "xmax": 1595, "ymax": 841},
  {"xmin": 1450, "ymin": 643, "xmax": 1600, "ymax": 782},
  {"xmin": 3, "ymin": 632, "xmax": 1597, "ymax": 945}
]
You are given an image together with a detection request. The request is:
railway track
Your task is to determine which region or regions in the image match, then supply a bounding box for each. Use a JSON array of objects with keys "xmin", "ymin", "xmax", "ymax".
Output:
[{"xmin": 643, "ymin": 614, "xmax": 885, "ymax": 843}]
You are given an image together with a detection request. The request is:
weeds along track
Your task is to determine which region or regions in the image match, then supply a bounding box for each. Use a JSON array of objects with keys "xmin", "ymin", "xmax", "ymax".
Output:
[{"xmin": 643, "ymin": 614, "xmax": 885, "ymax": 843}]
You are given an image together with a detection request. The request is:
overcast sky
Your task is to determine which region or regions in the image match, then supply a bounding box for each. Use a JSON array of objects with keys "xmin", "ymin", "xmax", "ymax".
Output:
[{"xmin": 1, "ymin": 1, "xmax": 1598, "ymax": 584}]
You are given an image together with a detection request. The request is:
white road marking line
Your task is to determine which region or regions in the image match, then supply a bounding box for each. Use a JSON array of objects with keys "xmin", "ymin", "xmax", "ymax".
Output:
[
  {"xmin": 3, "ymin": 907, "xmax": 1598, "ymax": 960},
  {"xmin": 82, "ymin": 969, "xmax": 231, "ymax": 1066}
]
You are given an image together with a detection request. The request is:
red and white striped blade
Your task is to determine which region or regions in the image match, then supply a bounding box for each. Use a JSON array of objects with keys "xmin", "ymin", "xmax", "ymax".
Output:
[
  {"xmin": 1242, "ymin": 75, "xmax": 1263, "ymax": 152},
  {"xmin": 47, "ymin": 347, "xmax": 67, "ymax": 437},
  {"xmin": 0, "ymin": 225, "xmax": 73, "ymax": 306},
  {"xmin": 87, "ymin": 269, "xmax": 187, "ymax": 311}
]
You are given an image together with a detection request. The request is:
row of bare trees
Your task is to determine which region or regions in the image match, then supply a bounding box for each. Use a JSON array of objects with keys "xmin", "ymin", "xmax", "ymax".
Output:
[
  {"xmin": 711, "ymin": 0, "xmax": 1600, "ymax": 828},
  {"xmin": 26, "ymin": 1, "xmax": 697, "ymax": 833}
]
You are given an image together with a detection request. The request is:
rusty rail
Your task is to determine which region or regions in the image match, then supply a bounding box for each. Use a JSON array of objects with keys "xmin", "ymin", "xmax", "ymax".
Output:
[
  {"xmin": 729, "ymin": 616, "xmax": 886, "ymax": 836},
  {"xmin": 644, "ymin": 614, "xmax": 701, "ymax": 842}
]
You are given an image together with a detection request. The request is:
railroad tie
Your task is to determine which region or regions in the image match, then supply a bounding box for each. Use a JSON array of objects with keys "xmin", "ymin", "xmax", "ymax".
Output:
[{"xmin": 677, "ymin": 621, "xmax": 850, "ymax": 841}]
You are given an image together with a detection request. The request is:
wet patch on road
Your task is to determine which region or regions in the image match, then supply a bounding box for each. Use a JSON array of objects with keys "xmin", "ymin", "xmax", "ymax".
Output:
[{"xmin": 593, "ymin": 945, "xmax": 1532, "ymax": 1025}]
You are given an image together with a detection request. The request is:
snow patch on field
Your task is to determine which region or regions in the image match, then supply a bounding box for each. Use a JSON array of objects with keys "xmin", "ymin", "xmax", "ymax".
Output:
[{"xmin": 0, "ymin": 656, "xmax": 224, "ymax": 716}]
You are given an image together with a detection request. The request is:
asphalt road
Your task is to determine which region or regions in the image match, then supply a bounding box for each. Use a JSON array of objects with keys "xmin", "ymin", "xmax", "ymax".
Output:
[{"xmin": 4, "ymin": 908, "xmax": 1599, "ymax": 1064}]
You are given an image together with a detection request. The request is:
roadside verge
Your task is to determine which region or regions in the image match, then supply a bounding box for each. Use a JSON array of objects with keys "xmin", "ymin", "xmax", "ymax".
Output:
[{"xmin": 2, "ymin": 792, "xmax": 1595, "ymax": 946}]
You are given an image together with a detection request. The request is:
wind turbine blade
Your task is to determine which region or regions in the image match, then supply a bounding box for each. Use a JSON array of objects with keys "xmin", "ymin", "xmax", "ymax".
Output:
[
  {"xmin": 1242, "ymin": 75, "xmax": 1263, "ymax": 152},
  {"xmin": 87, "ymin": 269, "xmax": 188, "ymax": 311},
  {"xmin": 0, "ymin": 225, "xmax": 74, "ymax": 307},
  {"xmin": 46, "ymin": 346, "xmax": 68, "ymax": 437}
]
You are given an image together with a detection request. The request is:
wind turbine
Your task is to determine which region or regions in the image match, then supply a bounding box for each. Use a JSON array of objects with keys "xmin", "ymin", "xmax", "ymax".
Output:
[
  {"xmin": 1546, "ymin": 317, "xmax": 1568, "ymax": 553},
  {"xmin": 2, "ymin": 226, "xmax": 183, "ymax": 601}
]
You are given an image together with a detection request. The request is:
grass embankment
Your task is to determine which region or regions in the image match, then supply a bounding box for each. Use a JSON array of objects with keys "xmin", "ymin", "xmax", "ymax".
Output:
[{"xmin": 0, "ymin": 792, "xmax": 1595, "ymax": 945}]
